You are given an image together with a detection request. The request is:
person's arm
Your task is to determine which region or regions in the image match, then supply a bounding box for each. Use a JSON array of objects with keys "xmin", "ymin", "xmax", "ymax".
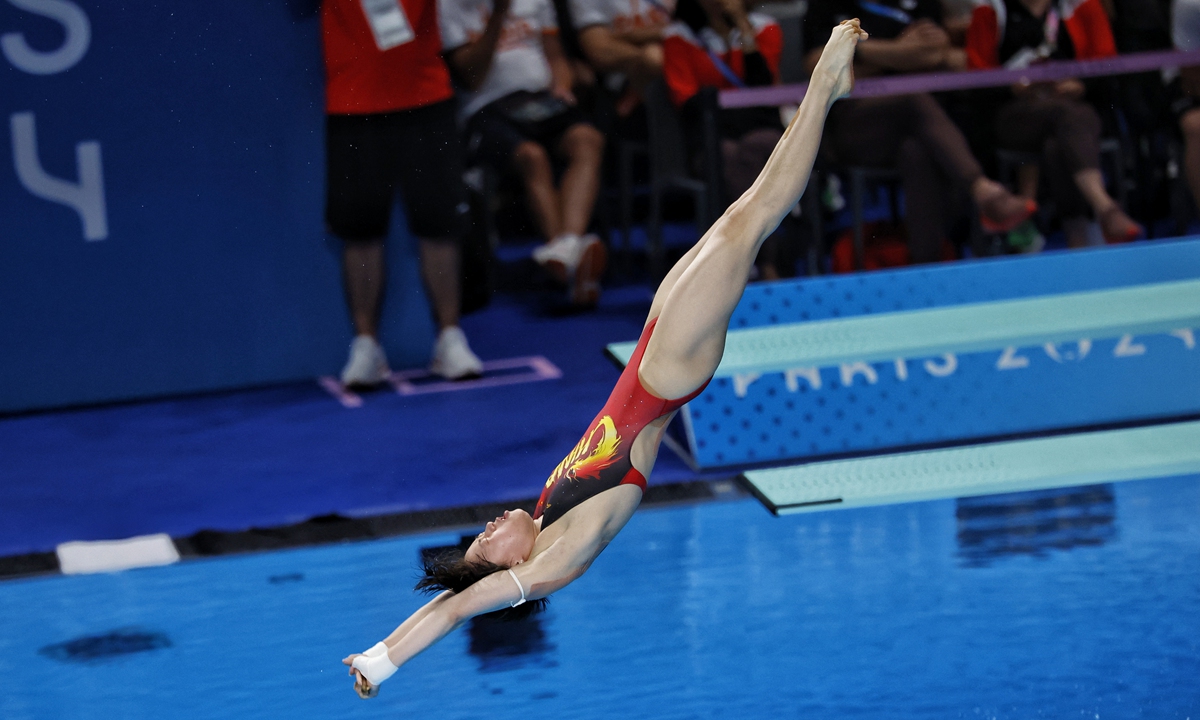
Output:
[
  {"xmin": 726, "ymin": 20, "xmax": 865, "ymax": 244},
  {"xmin": 446, "ymin": 0, "xmax": 511, "ymax": 90},
  {"xmin": 613, "ymin": 25, "xmax": 669, "ymax": 45},
  {"xmin": 578, "ymin": 24, "xmax": 662, "ymax": 75},
  {"xmin": 721, "ymin": 0, "xmax": 759, "ymax": 55},
  {"xmin": 856, "ymin": 20, "xmax": 949, "ymax": 72},
  {"xmin": 345, "ymin": 530, "xmax": 603, "ymax": 694},
  {"xmin": 543, "ymin": 31, "xmax": 578, "ymax": 104}
]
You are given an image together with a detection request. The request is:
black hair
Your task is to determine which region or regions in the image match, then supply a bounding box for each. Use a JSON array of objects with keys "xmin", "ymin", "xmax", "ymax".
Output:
[
  {"xmin": 673, "ymin": 0, "xmax": 711, "ymax": 33},
  {"xmin": 415, "ymin": 547, "xmax": 549, "ymax": 621}
]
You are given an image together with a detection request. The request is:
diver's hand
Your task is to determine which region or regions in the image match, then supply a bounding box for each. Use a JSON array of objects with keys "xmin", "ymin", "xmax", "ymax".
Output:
[
  {"xmin": 812, "ymin": 19, "xmax": 868, "ymax": 101},
  {"xmin": 343, "ymin": 654, "xmax": 380, "ymax": 699}
]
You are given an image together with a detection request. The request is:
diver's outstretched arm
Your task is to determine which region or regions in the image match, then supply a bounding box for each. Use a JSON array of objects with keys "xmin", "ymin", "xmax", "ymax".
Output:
[
  {"xmin": 639, "ymin": 20, "xmax": 866, "ymax": 400},
  {"xmin": 343, "ymin": 534, "xmax": 595, "ymax": 696}
]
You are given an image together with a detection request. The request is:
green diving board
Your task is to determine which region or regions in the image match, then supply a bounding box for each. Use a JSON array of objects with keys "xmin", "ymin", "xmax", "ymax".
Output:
[
  {"xmin": 606, "ymin": 279, "xmax": 1200, "ymax": 376},
  {"xmin": 742, "ymin": 421, "xmax": 1200, "ymax": 515}
]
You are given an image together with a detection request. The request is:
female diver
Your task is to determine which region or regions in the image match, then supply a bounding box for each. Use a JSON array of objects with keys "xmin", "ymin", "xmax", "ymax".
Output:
[{"xmin": 344, "ymin": 19, "xmax": 867, "ymax": 697}]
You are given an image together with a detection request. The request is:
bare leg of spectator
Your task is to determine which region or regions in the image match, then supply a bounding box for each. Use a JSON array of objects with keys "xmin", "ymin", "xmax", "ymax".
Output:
[
  {"xmin": 1041, "ymin": 138, "xmax": 1094, "ymax": 248},
  {"xmin": 1016, "ymin": 163, "xmax": 1040, "ymax": 200},
  {"xmin": 897, "ymin": 137, "xmax": 951, "ymax": 263},
  {"xmin": 343, "ymin": 239, "xmax": 386, "ymax": 337},
  {"xmin": 1182, "ymin": 108, "xmax": 1200, "ymax": 213},
  {"xmin": 830, "ymin": 95, "xmax": 1034, "ymax": 255},
  {"xmin": 514, "ymin": 141, "xmax": 562, "ymax": 241},
  {"xmin": 418, "ymin": 237, "xmax": 461, "ymax": 331},
  {"xmin": 529, "ymin": 126, "xmax": 607, "ymax": 306},
  {"xmin": 557, "ymin": 124, "xmax": 605, "ymax": 236},
  {"xmin": 1072, "ymin": 168, "xmax": 1141, "ymax": 242},
  {"xmin": 998, "ymin": 96, "xmax": 1142, "ymax": 243},
  {"xmin": 888, "ymin": 95, "xmax": 1032, "ymax": 230}
]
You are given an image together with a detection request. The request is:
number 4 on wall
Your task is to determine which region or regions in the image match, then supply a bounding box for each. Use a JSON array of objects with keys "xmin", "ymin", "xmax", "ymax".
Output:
[{"xmin": 10, "ymin": 111, "xmax": 107, "ymax": 241}]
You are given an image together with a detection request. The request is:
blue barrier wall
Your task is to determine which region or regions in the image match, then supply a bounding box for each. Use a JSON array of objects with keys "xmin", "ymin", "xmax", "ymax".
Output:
[
  {"xmin": 0, "ymin": 1, "xmax": 435, "ymax": 414},
  {"xmin": 679, "ymin": 240, "xmax": 1200, "ymax": 468}
]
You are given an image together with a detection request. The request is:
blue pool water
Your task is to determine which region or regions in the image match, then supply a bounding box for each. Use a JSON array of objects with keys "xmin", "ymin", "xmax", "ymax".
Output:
[{"xmin": 2, "ymin": 474, "xmax": 1198, "ymax": 719}]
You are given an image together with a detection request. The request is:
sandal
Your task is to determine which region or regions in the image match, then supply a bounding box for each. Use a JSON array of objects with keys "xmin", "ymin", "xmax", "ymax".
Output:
[{"xmin": 979, "ymin": 190, "xmax": 1038, "ymax": 235}]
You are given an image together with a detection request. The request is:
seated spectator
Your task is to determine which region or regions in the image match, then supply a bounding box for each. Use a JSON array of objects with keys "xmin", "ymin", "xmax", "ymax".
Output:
[
  {"xmin": 442, "ymin": 0, "xmax": 608, "ymax": 305},
  {"xmin": 1174, "ymin": 0, "xmax": 1200, "ymax": 216},
  {"xmin": 663, "ymin": 0, "xmax": 788, "ymax": 277},
  {"xmin": 803, "ymin": 0, "xmax": 1036, "ymax": 264},
  {"xmin": 571, "ymin": 0, "xmax": 675, "ymax": 115},
  {"xmin": 966, "ymin": 0, "xmax": 1144, "ymax": 245}
]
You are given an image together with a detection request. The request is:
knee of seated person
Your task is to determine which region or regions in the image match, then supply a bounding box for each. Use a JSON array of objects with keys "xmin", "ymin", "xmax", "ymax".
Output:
[
  {"xmin": 1181, "ymin": 108, "xmax": 1200, "ymax": 139},
  {"xmin": 1073, "ymin": 101, "xmax": 1102, "ymax": 136},
  {"xmin": 902, "ymin": 92, "xmax": 940, "ymax": 120},
  {"xmin": 512, "ymin": 141, "xmax": 551, "ymax": 174},
  {"xmin": 564, "ymin": 123, "xmax": 605, "ymax": 157}
]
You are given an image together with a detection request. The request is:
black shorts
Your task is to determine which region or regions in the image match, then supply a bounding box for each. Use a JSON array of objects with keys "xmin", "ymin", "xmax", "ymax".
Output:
[
  {"xmin": 325, "ymin": 99, "xmax": 468, "ymax": 240},
  {"xmin": 465, "ymin": 91, "xmax": 590, "ymax": 171}
]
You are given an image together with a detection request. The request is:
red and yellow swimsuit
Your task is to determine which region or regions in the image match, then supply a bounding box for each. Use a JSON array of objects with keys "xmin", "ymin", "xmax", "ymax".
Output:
[{"xmin": 534, "ymin": 318, "xmax": 710, "ymax": 528}]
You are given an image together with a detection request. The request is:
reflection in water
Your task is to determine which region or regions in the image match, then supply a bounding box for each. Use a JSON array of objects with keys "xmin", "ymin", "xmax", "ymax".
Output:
[
  {"xmin": 421, "ymin": 537, "xmax": 556, "ymax": 673},
  {"xmin": 467, "ymin": 613, "xmax": 556, "ymax": 673},
  {"xmin": 39, "ymin": 628, "xmax": 172, "ymax": 663},
  {"xmin": 956, "ymin": 485, "xmax": 1117, "ymax": 567}
]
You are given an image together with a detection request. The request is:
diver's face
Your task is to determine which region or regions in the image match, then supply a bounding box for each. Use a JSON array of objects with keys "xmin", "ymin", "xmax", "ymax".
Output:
[{"xmin": 464, "ymin": 509, "xmax": 538, "ymax": 568}]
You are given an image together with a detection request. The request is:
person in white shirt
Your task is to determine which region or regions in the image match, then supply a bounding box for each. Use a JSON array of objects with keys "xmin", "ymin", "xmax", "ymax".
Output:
[
  {"xmin": 443, "ymin": 0, "xmax": 608, "ymax": 306},
  {"xmin": 571, "ymin": 0, "xmax": 676, "ymax": 114}
]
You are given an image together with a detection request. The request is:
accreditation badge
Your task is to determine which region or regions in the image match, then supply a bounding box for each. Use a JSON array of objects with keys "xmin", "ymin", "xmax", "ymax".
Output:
[{"xmin": 360, "ymin": 0, "xmax": 416, "ymax": 50}]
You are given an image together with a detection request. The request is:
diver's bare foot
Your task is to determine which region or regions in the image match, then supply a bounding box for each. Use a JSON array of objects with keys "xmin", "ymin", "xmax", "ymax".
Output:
[
  {"xmin": 812, "ymin": 19, "xmax": 868, "ymax": 101},
  {"xmin": 975, "ymin": 179, "xmax": 1037, "ymax": 234}
]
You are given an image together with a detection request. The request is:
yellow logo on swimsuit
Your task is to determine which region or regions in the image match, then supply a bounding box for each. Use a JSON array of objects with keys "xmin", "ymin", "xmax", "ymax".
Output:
[{"xmin": 545, "ymin": 415, "xmax": 622, "ymax": 488}]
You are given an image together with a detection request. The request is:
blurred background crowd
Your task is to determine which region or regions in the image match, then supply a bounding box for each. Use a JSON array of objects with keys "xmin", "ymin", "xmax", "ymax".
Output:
[{"xmin": 320, "ymin": 0, "xmax": 1197, "ymax": 386}]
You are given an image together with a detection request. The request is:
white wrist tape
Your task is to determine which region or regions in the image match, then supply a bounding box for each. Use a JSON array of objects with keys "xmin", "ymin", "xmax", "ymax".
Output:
[
  {"xmin": 364, "ymin": 641, "xmax": 388, "ymax": 658},
  {"xmin": 352, "ymin": 651, "xmax": 398, "ymax": 686}
]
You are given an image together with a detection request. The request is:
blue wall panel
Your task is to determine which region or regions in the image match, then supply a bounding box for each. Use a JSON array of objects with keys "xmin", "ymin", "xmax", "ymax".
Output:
[
  {"xmin": 682, "ymin": 241, "xmax": 1200, "ymax": 468},
  {"xmin": 0, "ymin": 1, "xmax": 435, "ymax": 413}
]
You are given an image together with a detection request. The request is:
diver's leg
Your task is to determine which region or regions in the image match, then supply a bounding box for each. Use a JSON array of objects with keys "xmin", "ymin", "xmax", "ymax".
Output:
[
  {"xmin": 638, "ymin": 20, "xmax": 865, "ymax": 400},
  {"xmin": 644, "ymin": 222, "xmax": 719, "ymax": 325}
]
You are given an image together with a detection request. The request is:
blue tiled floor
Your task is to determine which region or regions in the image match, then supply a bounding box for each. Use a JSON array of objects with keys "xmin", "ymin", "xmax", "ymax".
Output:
[{"xmin": 0, "ymin": 284, "xmax": 717, "ymax": 557}]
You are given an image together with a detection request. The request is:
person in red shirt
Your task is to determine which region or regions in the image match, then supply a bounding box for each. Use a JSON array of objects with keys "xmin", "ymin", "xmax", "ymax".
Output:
[
  {"xmin": 965, "ymin": 0, "xmax": 1143, "ymax": 245},
  {"xmin": 323, "ymin": 0, "xmax": 484, "ymax": 386},
  {"xmin": 663, "ymin": 0, "xmax": 788, "ymax": 277}
]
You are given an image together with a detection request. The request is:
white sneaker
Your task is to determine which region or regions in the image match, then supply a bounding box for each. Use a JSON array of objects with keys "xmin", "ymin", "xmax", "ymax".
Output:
[
  {"xmin": 429, "ymin": 326, "xmax": 484, "ymax": 380},
  {"xmin": 340, "ymin": 335, "xmax": 390, "ymax": 388},
  {"xmin": 532, "ymin": 234, "xmax": 606, "ymax": 306},
  {"xmin": 532, "ymin": 234, "xmax": 580, "ymax": 282}
]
